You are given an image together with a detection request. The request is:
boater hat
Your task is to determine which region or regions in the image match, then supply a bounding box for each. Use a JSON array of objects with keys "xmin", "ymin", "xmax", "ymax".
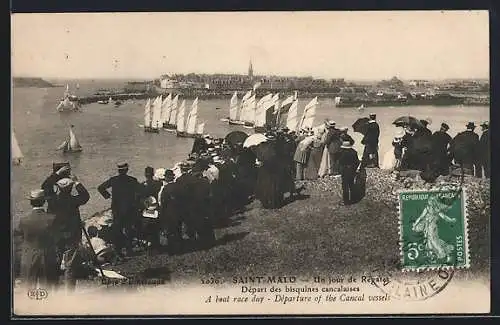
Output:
[
  {"xmin": 481, "ymin": 121, "xmax": 489, "ymax": 128},
  {"xmin": 28, "ymin": 189, "xmax": 45, "ymax": 200},
  {"xmin": 56, "ymin": 178, "xmax": 74, "ymax": 189},
  {"xmin": 369, "ymin": 113, "xmax": 376, "ymax": 119},
  {"xmin": 466, "ymin": 122, "xmax": 476, "ymax": 129},
  {"xmin": 441, "ymin": 123, "xmax": 450, "ymax": 131},
  {"xmin": 340, "ymin": 141, "xmax": 353, "ymax": 148},
  {"xmin": 117, "ymin": 162, "xmax": 129, "ymax": 170}
]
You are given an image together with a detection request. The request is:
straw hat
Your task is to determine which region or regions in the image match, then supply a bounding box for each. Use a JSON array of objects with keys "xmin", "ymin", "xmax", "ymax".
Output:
[
  {"xmin": 154, "ymin": 168, "xmax": 166, "ymax": 180},
  {"xmin": 28, "ymin": 189, "xmax": 45, "ymax": 200},
  {"xmin": 56, "ymin": 178, "xmax": 74, "ymax": 189}
]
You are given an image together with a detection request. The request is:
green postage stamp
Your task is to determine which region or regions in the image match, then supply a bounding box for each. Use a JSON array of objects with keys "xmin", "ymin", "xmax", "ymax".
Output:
[{"xmin": 398, "ymin": 186, "xmax": 470, "ymax": 271}]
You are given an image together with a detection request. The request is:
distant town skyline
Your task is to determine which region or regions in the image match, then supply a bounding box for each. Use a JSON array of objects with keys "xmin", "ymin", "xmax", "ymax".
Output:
[{"xmin": 11, "ymin": 11, "xmax": 489, "ymax": 80}]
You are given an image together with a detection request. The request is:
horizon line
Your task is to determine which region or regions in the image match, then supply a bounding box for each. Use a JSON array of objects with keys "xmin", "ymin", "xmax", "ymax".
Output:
[{"xmin": 12, "ymin": 75, "xmax": 490, "ymax": 82}]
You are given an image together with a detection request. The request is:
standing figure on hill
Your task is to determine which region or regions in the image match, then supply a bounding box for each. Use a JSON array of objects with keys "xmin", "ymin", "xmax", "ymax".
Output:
[
  {"xmin": 304, "ymin": 129, "xmax": 325, "ymax": 180},
  {"xmin": 16, "ymin": 189, "xmax": 59, "ymax": 290},
  {"xmin": 478, "ymin": 121, "xmax": 490, "ymax": 178},
  {"xmin": 415, "ymin": 119, "xmax": 432, "ymax": 138},
  {"xmin": 432, "ymin": 123, "xmax": 452, "ymax": 176},
  {"xmin": 158, "ymin": 169, "xmax": 181, "ymax": 255},
  {"xmin": 449, "ymin": 122, "xmax": 480, "ymax": 176},
  {"xmin": 41, "ymin": 166, "xmax": 90, "ymax": 292},
  {"xmin": 324, "ymin": 120, "xmax": 342, "ymax": 176},
  {"xmin": 293, "ymin": 131, "xmax": 314, "ymax": 181},
  {"xmin": 361, "ymin": 113, "xmax": 380, "ymax": 168},
  {"xmin": 97, "ymin": 162, "xmax": 141, "ymax": 258},
  {"xmin": 338, "ymin": 141, "xmax": 360, "ymax": 205}
]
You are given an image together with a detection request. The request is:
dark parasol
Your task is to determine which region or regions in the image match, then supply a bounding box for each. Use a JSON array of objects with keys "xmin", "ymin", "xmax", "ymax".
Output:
[
  {"xmin": 225, "ymin": 130, "xmax": 249, "ymax": 147},
  {"xmin": 250, "ymin": 141, "xmax": 278, "ymax": 163},
  {"xmin": 393, "ymin": 116, "xmax": 424, "ymax": 128},
  {"xmin": 352, "ymin": 117, "xmax": 370, "ymax": 135}
]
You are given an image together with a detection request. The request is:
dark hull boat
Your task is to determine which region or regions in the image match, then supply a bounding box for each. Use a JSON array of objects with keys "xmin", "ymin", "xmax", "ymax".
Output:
[{"xmin": 144, "ymin": 127, "xmax": 160, "ymax": 133}]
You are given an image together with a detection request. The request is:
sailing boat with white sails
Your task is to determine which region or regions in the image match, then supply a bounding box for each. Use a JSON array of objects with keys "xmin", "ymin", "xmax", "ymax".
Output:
[
  {"xmin": 164, "ymin": 94, "xmax": 179, "ymax": 131},
  {"xmin": 12, "ymin": 132, "xmax": 23, "ymax": 165},
  {"xmin": 178, "ymin": 97, "xmax": 199, "ymax": 138},
  {"xmin": 57, "ymin": 125, "xmax": 83, "ymax": 153},
  {"xmin": 143, "ymin": 97, "xmax": 160, "ymax": 133},
  {"xmin": 160, "ymin": 94, "xmax": 172, "ymax": 128},
  {"xmin": 56, "ymin": 84, "xmax": 80, "ymax": 112},
  {"xmin": 242, "ymin": 94, "xmax": 257, "ymax": 128},
  {"xmin": 299, "ymin": 97, "xmax": 318, "ymax": 130},
  {"xmin": 176, "ymin": 100, "xmax": 187, "ymax": 136}
]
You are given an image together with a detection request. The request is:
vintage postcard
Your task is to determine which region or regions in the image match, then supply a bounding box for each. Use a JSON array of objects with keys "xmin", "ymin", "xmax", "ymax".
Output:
[{"xmin": 11, "ymin": 11, "xmax": 490, "ymax": 316}]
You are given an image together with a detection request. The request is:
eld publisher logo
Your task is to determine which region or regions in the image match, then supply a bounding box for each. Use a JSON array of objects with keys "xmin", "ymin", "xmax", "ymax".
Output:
[{"xmin": 27, "ymin": 288, "xmax": 48, "ymax": 300}]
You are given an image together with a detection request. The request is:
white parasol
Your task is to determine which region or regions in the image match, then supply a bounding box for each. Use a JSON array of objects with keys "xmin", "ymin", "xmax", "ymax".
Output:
[{"xmin": 242, "ymin": 133, "xmax": 268, "ymax": 148}]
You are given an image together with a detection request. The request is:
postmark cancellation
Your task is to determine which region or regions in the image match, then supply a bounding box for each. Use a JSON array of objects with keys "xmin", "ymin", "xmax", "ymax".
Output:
[{"xmin": 398, "ymin": 185, "xmax": 470, "ymax": 272}]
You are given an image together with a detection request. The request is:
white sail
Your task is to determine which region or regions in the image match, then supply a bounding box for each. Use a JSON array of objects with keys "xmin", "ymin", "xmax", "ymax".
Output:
[
  {"xmin": 246, "ymin": 95, "xmax": 257, "ymax": 123},
  {"xmin": 229, "ymin": 92, "xmax": 239, "ymax": 121},
  {"xmin": 161, "ymin": 94, "xmax": 172, "ymax": 124},
  {"xmin": 68, "ymin": 127, "xmax": 82, "ymax": 150},
  {"xmin": 196, "ymin": 122, "xmax": 205, "ymax": 135},
  {"xmin": 276, "ymin": 95, "xmax": 295, "ymax": 126},
  {"xmin": 242, "ymin": 90, "xmax": 252, "ymax": 102},
  {"xmin": 186, "ymin": 97, "xmax": 199, "ymax": 134},
  {"xmin": 144, "ymin": 98, "xmax": 152, "ymax": 127},
  {"xmin": 168, "ymin": 95, "xmax": 179, "ymax": 125},
  {"xmin": 286, "ymin": 99, "xmax": 299, "ymax": 131},
  {"xmin": 64, "ymin": 84, "xmax": 70, "ymax": 98},
  {"xmin": 299, "ymin": 97, "xmax": 318, "ymax": 130},
  {"xmin": 12, "ymin": 132, "xmax": 23, "ymax": 164},
  {"xmin": 255, "ymin": 93, "xmax": 273, "ymax": 127},
  {"xmin": 152, "ymin": 96, "xmax": 163, "ymax": 129},
  {"xmin": 176, "ymin": 100, "xmax": 187, "ymax": 133}
]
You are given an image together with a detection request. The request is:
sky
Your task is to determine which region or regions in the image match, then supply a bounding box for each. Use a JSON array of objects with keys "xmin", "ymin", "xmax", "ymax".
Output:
[{"xmin": 11, "ymin": 11, "xmax": 489, "ymax": 80}]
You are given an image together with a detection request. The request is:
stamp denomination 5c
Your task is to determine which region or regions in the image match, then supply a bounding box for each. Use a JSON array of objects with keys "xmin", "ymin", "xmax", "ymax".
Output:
[{"xmin": 398, "ymin": 187, "xmax": 470, "ymax": 272}]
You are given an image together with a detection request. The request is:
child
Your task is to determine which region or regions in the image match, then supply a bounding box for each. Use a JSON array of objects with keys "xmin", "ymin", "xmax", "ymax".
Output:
[
  {"xmin": 392, "ymin": 130, "xmax": 405, "ymax": 170},
  {"xmin": 86, "ymin": 226, "xmax": 119, "ymax": 266}
]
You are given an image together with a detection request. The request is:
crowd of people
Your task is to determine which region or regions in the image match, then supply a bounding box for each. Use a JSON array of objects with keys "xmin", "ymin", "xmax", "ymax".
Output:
[{"xmin": 14, "ymin": 113, "xmax": 489, "ymax": 291}]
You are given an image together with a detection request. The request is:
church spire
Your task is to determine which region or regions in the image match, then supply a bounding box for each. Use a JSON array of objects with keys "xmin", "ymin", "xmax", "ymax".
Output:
[{"xmin": 248, "ymin": 59, "xmax": 254, "ymax": 81}]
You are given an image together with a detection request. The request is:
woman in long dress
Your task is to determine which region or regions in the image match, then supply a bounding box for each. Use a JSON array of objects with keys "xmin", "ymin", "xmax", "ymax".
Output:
[{"xmin": 304, "ymin": 130, "xmax": 325, "ymax": 180}]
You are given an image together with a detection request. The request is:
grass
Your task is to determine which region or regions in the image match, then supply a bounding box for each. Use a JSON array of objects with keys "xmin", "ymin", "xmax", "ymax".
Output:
[{"xmin": 108, "ymin": 169, "xmax": 489, "ymax": 283}]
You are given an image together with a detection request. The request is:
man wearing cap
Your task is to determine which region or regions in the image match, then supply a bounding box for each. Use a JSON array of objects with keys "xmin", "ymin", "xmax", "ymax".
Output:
[
  {"xmin": 449, "ymin": 122, "xmax": 480, "ymax": 176},
  {"xmin": 361, "ymin": 113, "xmax": 380, "ymax": 168},
  {"xmin": 338, "ymin": 141, "xmax": 360, "ymax": 205},
  {"xmin": 432, "ymin": 123, "xmax": 453, "ymax": 176},
  {"xmin": 16, "ymin": 189, "xmax": 59, "ymax": 289},
  {"xmin": 478, "ymin": 121, "xmax": 490, "ymax": 178},
  {"xmin": 41, "ymin": 168, "xmax": 90, "ymax": 291},
  {"xmin": 97, "ymin": 162, "xmax": 142, "ymax": 257}
]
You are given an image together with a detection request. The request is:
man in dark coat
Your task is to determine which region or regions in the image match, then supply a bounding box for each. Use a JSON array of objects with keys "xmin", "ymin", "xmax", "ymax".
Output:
[
  {"xmin": 415, "ymin": 119, "xmax": 432, "ymax": 138},
  {"xmin": 16, "ymin": 189, "xmax": 59, "ymax": 289},
  {"xmin": 97, "ymin": 162, "xmax": 141, "ymax": 257},
  {"xmin": 324, "ymin": 120, "xmax": 342, "ymax": 175},
  {"xmin": 432, "ymin": 123, "xmax": 452, "ymax": 176},
  {"xmin": 41, "ymin": 170, "xmax": 90, "ymax": 292},
  {"xmin": 338, "ymin": 141, "xmax": 360, "ymax": 205},
  {"xmin": 449, "ymin": 122, "xmax": 480, "ymax": 176},
  {"xmin": 361, "ymin": 113, "xmax": 380, "ymax": 168},
  {"xmin": 158, "ymin": 170, "xmax": 181, "ymax": 254},
  {"xmin": 140, "ymin": 166, "xmax": 162, "ymax": 202},
  {"xmin": 175, "ymin": 163, "xmax": 216, "ymax": 248},
  {"xmin": 477, "ymin": 121, "xmax": 490, "ymax": 178}
]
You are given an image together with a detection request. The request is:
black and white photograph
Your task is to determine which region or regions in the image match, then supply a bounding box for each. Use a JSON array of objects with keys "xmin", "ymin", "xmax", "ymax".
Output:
[{"xmin": 11, "ymin": 11, "xmax": 490, "ymax": 315}]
